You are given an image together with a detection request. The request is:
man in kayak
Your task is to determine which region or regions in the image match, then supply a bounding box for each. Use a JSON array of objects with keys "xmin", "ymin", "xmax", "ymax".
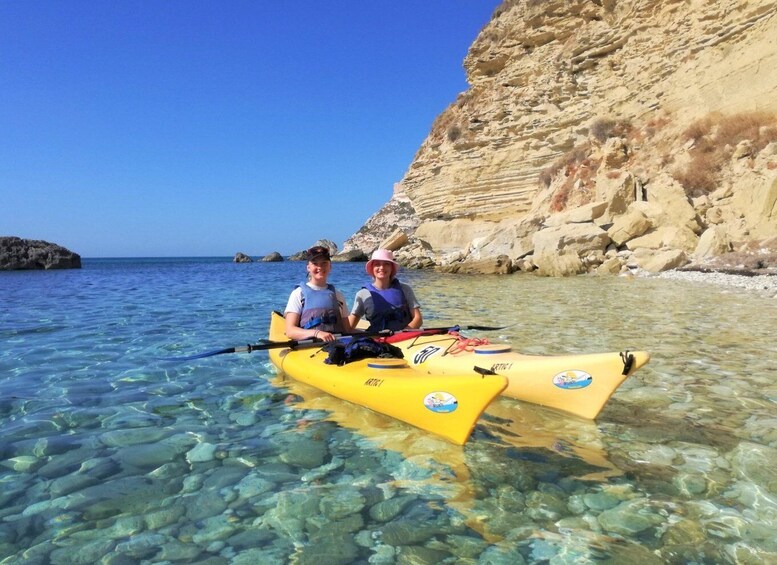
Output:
[
  {"xmin": 348, "ymin": 249, "xmax": 423, "ymax": 332},
  {"xmin": 284, "ymin": 245, "xmax": 350, "ymax": 342}
]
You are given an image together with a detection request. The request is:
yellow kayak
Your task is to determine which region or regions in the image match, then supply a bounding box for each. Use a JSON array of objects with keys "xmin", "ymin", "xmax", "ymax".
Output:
[
  {"xmin": 386, "ymin": 330, "xmax": 650, "ymax": 420},
  {"xmin": 267, "ymin": 312, "xmax": 507, "ymax": 445},
  {"xmin": 278, "ymin": 374, "xmax": 621, "ymax": 480}
]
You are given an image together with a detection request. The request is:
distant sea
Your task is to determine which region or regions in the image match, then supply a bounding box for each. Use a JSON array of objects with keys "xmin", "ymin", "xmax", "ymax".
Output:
[{"xmin": 2, "ymin": 257, "xmax": 776, "ymax": 563}]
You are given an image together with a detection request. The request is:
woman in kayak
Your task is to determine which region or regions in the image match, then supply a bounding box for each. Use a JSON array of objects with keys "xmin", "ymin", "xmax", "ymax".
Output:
[
  {"xmin": 348, "ymin": 249, "xmax": 423, "ymax": 332},
  {"xmin": 284, "ymin": 245, "xmax": 350, "ymax": 342}
]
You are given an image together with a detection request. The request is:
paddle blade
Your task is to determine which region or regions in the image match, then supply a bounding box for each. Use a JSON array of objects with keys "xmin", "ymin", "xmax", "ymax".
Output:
[
  {"xmin": 408, "ymin": 323, "xmax": 513, "ymax": 335},
  {"xmin": 463, "ymin": 324, "xmax": 512, "ymax": 331}
]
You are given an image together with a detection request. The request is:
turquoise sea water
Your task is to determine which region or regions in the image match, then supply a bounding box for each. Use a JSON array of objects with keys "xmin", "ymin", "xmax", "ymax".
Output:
[{"xmin": 2, "ymin": 258, "xmax": 777, "ymax": 564}]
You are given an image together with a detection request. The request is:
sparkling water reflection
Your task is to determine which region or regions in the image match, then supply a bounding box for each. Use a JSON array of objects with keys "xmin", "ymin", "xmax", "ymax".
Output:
[{"xmin": 1, "ymin": 258, "xmax": 776, "ymax": 563}]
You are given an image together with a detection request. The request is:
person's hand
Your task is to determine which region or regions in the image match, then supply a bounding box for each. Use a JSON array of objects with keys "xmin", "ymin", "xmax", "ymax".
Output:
[{"xmin": 313, "ymin": 330, "xmax": 336, "ymax": 342}]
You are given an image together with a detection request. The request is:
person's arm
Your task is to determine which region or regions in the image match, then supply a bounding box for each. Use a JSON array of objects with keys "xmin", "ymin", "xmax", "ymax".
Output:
[
  {"xmin": 348, "ymin": 290, "xmax": 366, "ymax": 331},
  {"xmin": 407, "ymin": 307, "xmax": 423, "ymax": 329},
  {"xmin": 335, "ymin": 291, "xmax": 352, "ymax": 333},
  {"xmin": 347, "ymin": 313, "xmax": 361, "ymax": 330},
  {"xmin": 402, "ymin": 284, "xmax": 423, "ymax": 329},
  {"xmin": 283, "ymin": 288, "xmax": 324, "ymax": 341},
  {"xmin": 284, "ymin": 311, "xmax": 318, "ymax": 341},
  {"xmin": 285, "ymin": 312, "xmax": 340, "ymax": 342}
]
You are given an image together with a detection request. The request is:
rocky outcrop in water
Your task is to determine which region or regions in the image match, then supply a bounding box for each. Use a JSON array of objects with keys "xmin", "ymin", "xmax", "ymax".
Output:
[
  {"xmin": 289, "ymin": 240, "xmax": 339, "ymax": 261},
  {"xmin": 332, "ymin": 250, "xmax": 368, "ymax": 262},
  {"xmin": 0, "ymin": 237, "xmax": 81, "ymax": 270},
  {"xmin": 345, "ymin": 0, "xmax": 777, "ymax": 276},
  {"xmin": 261, "ymin": 252, "xmax": 284, "ymax": 262},
  {"xmin": 234, "ymin": 252, "xmax": 253, "ymax": 263}
]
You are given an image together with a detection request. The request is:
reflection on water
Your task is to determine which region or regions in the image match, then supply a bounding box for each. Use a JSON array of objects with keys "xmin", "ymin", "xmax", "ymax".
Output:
[{"xmin": 2, "ymin": 260, "xmax": 777, "ymax": 563}]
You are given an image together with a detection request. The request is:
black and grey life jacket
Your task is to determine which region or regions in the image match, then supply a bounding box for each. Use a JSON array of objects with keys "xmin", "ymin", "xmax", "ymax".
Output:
[{"xmin": 298, "ymin": 282, "xmax": 344, "ymax": 332}]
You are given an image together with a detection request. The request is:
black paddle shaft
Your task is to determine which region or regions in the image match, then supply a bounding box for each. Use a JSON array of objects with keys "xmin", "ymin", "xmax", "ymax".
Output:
[{"xmin": 161, "ymin": 328, "xmax": 394, "ymax": 362}]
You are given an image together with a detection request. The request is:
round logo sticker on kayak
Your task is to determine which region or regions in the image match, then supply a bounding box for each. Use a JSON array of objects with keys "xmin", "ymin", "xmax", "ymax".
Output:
[
  {"xmin": 423, "ymin": 391, "xmax": 458, "ymax": 413},
  {"xmin": 552, "ymin": 370, "xmax": 593, "ymax": 389}
]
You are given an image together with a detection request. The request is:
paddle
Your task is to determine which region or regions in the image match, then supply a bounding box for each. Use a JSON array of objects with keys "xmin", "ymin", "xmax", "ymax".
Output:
[
  {"xmin": 380, "ymin": 323, "xmax": 513, "ymax": 345},
  {"xmin": 161, "ymin": 329, "xmax": 393, "ymax": 362},
  {"xmin": 162, "ymin": 323, "xmax": 510, "ymax": 362},
  {"xmin": 420, "ymin": 323, "xmax": 511, "ymax": 333}
]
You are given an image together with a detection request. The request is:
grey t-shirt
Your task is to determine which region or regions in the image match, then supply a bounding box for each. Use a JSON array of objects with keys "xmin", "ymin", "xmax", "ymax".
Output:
[{"xmin": 350, "ymin": 281, "xmax": 420, "ymax": 322}]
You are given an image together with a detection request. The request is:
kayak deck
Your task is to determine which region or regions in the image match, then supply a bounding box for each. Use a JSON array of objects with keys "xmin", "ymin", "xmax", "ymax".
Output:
[
  {"xmin": 267, "ymin": 312, "xmax": 507, "ymax": 445},
  {"xmin": 388, "ymin": 332, "xmax": 650, "ymax": 419}
]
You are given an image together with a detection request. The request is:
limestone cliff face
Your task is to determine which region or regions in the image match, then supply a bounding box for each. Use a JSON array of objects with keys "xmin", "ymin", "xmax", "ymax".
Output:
[
  {"xmin": 346, "ymin": 0, "xmax": 777, "ymax": 275},
  {"xmin": 342, "ymin": 188, "xmax": 420, "ymax": 255}
]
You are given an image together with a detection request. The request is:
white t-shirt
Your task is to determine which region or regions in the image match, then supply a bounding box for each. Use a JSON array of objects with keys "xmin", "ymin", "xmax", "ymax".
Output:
[{"xmin": 285, "ymin": 283, "xmax": 349, "ymax": 320}]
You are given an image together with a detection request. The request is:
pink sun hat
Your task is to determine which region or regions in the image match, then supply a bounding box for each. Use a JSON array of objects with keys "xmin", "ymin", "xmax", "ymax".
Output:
[{"xmin": 366, "ymin": 249, "xmax": 400, "ymax": 276}]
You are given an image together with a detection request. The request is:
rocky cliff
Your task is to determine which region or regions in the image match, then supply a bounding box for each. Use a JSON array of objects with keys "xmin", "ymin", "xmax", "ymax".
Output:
[{"xmin": 344, "ymin": 0, "xmax": 777, "ymax": 275}]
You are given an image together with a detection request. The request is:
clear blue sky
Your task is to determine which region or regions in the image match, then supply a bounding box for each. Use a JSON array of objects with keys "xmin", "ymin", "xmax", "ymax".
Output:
[{"xmin": 1, "ymin": 1, "xmax": 499, "ymax": 257}]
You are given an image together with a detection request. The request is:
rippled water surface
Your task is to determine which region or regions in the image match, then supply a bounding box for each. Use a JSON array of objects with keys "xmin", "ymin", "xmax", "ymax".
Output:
[{"xmin": 2, "ymin": 258, "xmax": 776, "ymax": 564}]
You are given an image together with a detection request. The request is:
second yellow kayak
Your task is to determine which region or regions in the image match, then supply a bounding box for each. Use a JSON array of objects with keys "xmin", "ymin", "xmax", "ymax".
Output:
[{"xmin": 386, "ymin": 330, "xmax": 650, "ymax": 419}]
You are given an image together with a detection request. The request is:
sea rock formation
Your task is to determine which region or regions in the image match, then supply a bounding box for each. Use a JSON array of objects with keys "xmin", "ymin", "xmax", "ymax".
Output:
[
  {"xmin": 233, "ymin": 252, "xmax": 253, "ymax": 263},
  {"xmin": 332, "ymin": 250, "xmax": 369, "ymax": 262},
  {"xmin": 289, "ymin": 240, "xmax": 339, "ymax": 261},
  {"xmin": 345, "ymin": 0, "xmax": 777, "ymax": 275},
  {"xmin": 0, "ymin": 237, "xmax": 81, "ymax": 270},
  {"xmin": 261, "ymin": 252, "xmax": 284, "ymax": 262}
]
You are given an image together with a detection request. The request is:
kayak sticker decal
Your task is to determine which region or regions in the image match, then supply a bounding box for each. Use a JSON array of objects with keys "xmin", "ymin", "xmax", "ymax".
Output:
[
  {"xmin": 414, "ymin": 345, "xmax": 442, "ymax": 365},
  {"xmin": 364, "ymin": 378, "xmax": 384, "ymax": 387},
  {"xmin": 423, "ymin": 391, "xmax": 458, "ymax": 413},
  {"xmin": 552, "ymin": 370, "xmax": 593, "ymax": 389}
]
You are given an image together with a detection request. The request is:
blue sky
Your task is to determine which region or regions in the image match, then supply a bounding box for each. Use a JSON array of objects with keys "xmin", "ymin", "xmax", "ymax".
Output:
[{"xmin": 1, "ymin": 1, "xmax": 499, "ymax": 257}]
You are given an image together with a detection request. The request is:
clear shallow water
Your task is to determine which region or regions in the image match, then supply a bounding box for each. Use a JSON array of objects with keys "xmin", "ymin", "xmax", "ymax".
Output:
[{"xmin": 2, "ymin": 258, "xmax": 776, "ymax": 564}]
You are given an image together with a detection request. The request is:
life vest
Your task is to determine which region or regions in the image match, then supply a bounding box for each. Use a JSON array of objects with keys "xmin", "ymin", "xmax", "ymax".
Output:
[
  {"xmin": 365, "ymin": 279, "xmax": 411, "ymax": 331},
  {"xmin": 298, "ymin": 282, "xmax": 344, "ymax": 332}
]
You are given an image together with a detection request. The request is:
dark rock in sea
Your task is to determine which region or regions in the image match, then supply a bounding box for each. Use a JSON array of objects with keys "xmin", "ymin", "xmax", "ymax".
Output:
[
  {"xmin": 333, "ymin": 250, "xmax": 368, "ymax": 262},
  {"xmin": 261, "ymin": 252, "xmax": 283, "ymax": 262},
  {"xmin": 0, "ymin": 236, "xmax": 81, "ymax": 270},
  {"xmin": 290, "ymin": 239, "xmax": 339, "ymax": 261},
  {"xmin": 233, "ymin": 252, "xmax": 253, "ymax": 263}
]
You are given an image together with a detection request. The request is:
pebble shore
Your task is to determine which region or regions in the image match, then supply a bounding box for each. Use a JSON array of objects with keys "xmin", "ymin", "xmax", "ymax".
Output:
[{"xmin": 653, "ymin": 269, "xmax": 777, "ymax": 297}]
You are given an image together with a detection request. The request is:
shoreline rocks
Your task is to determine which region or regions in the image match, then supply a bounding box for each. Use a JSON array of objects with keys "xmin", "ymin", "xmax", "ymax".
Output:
[
  {"xmin": 0, "ymin": 237, "xmax": 81, "ymax": 270},
  {"xmin": 653, "ymin": 269, "xmax": 777, "ymax": 297}
]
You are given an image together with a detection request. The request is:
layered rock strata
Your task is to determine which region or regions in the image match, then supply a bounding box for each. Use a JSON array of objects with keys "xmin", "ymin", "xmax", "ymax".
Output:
[{"xmin": 346, "ymin": 0, "xmax": 777, "ymax": 276}]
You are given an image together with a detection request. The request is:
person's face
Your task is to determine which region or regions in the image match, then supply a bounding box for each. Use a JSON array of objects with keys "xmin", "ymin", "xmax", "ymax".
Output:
[
  {"xmin": 371, "ymin": 260, "xmax": 394, "ymax": 281},
  {"xmin": 307, "ymin": 259, "xmax": 331, "ymax": 283}
]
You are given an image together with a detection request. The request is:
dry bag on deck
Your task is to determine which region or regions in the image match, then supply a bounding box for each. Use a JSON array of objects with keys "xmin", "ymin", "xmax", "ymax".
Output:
[{"xmin": 323, "ymin": 338, "xmax": 404, "ymax": 366}]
